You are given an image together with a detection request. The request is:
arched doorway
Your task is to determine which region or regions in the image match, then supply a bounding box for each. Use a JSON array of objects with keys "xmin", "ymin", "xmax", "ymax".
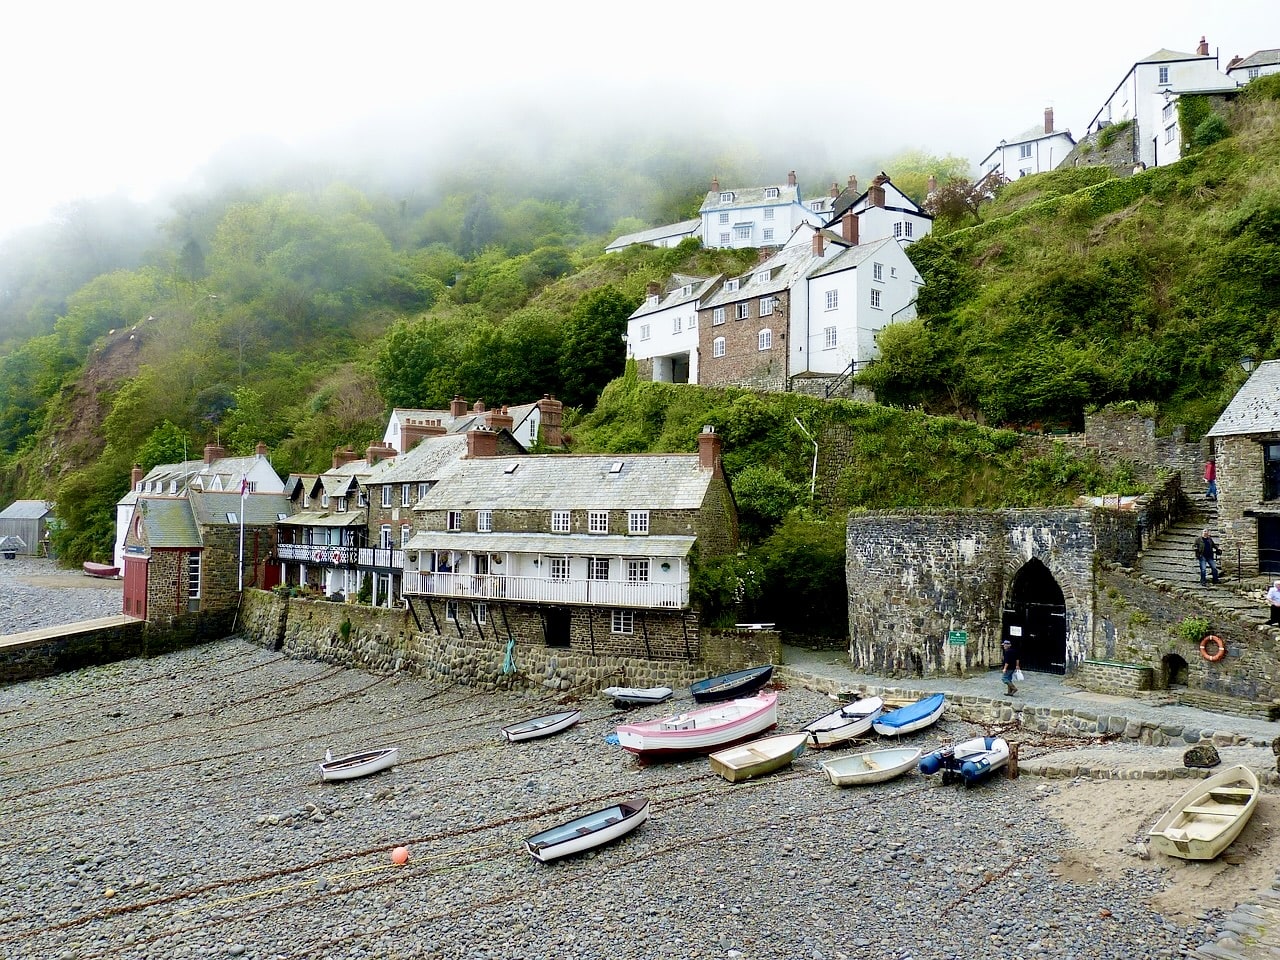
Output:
[
  {"xmin": 1158, "ymin": 653, "xmax": 1189, "ymax": 690},
  {"xmin": 1002, "ymin": 558, "xmax": 1067, "ymax": 674}
]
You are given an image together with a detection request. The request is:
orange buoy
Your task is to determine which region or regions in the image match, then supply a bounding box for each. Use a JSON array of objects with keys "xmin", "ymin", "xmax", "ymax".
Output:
[
  {"xmin": 1199, "ymin": 634, "xmax": 1226, "ymax": 662},
  {"xmin": 391, "ymin": 846, "xmax": 409, "ymax": 865}
]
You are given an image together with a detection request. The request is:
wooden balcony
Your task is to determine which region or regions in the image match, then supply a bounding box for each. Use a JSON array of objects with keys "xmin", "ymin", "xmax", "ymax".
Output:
[{"xmin": 401, "ymin": 570, "xmax": 687, "ymax": 610}]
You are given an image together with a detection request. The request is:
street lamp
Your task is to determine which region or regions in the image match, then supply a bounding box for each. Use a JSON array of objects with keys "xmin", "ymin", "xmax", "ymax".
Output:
[{"xmin": 1239, "ymin": 356, "xmax": 1257, "ymax": 373}]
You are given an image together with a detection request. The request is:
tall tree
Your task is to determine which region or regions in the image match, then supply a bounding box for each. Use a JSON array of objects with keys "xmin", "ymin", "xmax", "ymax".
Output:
[{"xmin": 558, "ymin": 286, "xmax": 636, "ymax": 409}]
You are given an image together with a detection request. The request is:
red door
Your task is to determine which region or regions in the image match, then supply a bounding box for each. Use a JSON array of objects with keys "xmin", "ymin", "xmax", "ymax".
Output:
[{"xmin": 123, "ymin": 556, "xmax": 148, "ymax": 620}]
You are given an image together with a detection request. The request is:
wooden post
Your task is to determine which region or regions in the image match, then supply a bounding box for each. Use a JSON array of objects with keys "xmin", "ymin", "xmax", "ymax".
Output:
[{"xmin": 1006, "ymin": 741, "xmax": 1019, "ymax": 779}]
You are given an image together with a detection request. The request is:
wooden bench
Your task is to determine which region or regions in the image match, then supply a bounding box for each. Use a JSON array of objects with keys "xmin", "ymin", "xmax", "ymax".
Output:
[{"xmin": 1182, "ymin": 805, "xmax": 1236, "ymax": 817}]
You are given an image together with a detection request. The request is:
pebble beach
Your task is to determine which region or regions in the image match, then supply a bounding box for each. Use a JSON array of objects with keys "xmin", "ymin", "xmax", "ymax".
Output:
[{"xmin": 0, "ymin": 558, "xmax": 1273, "ymax": 959}]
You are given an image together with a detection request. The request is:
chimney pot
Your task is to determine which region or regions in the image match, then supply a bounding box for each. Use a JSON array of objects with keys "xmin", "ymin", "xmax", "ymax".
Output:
[
  {"xmin": 485, "ymin": 405, "xmax": 515, "ymax": 433},
  {"xmin": 811, "ymin": 230, "xmax": 825, "ymax": 257},
  {"xmin": 255, "ymin": 441, "xmax": 268, "ymax": 457},
  {"xmin": 847, "ymin": 174, "xmax": 858, "ymax": 192},
  {"xmin": 203, "ymin": 442, "xmax": 226, "ymax": 465},
  {"xmin": 927, "ymin": 175, "xmax": 938, "ymax": 194},
  {"xmin": 131, "ymin": 464, "xmax": 144, "ymax": 490},
  {"xmin": 711, "ymin": 176, "xmax": 720, "ymax": 192},
  {"xmin": 1044, "ymin": 106, "xmax": 1054, "ymax": 134},
  {"xmin": 1197, "ymin": 36, "xmax": 1209, "ymax": 56},
  {"xmin": 646, "ymin": 281, "xmax": 661, "ymax": 298},
  {"xmin": 536, "ymin": 394, "xmax": 564, "ymax": 447},
  {"xmin": 466, "ymin": 427, "xmax": 499, "ymax": 459},
  {"xmin": 830, "ymin": 181, "xmax": 839, "ymax": 198}
]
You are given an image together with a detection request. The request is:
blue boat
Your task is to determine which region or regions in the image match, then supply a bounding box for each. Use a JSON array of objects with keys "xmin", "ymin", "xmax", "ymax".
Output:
[
  {"xmin": 870, "ymin": 693, "xmax": 946, "ymax": 737},
  {"xmin": 919, "ymin": 736, "xmax": 1011, "ymax": 786},
  {"xmin": 690, "ymin": 664, "xmax": 774, "ymax": 703}
]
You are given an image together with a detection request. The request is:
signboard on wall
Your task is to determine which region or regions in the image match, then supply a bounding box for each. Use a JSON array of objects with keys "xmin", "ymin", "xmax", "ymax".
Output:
[{"xmin": 946, "ymin": 630, "xmax": 968, "ymax": 645}]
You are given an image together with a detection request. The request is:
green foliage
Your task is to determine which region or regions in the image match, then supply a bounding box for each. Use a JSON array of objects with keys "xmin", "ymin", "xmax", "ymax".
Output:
[
  {"xmin": 731, "ymin": 465, "xmax": 807, "ymax": 543},
  {"xmin": 1177, "ymin": 616, "xmax": 1212, "ymax": 644},
  {"xmin": 1191, "ymin": 114, "xmax": 1231, "ymax": 151},
  {"xmin": 558, "ymin": 285, "xmax": 637, "ymax": 408},
  {"xmin": 689, "ymin": 551, "xmax": 764, "ymax": 628},
  {"xmin": 1243, "ymin": 73, "xmax": 1280, "ymax": 102},
  {"xmin": 50, "ymin": 454, "xmax": 129, "ymax": 564},
  {"xmin": 752, "ymin": 517, "xmax": 848, "ymax": 636},
  {"xmin": 136, "ymin": 421, "xmax": 192, "ymax": 470},
  {"xmin": 1096, "ymin": 119, "xmax": 1132, "ymax": 151}
]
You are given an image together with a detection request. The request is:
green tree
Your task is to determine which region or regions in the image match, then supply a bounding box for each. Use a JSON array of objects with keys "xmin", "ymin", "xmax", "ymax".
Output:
[
  {"xmin": 559, "ymin": 286, "xmax": 636, "ymax": 408},
  {"xmin": 753, "ymin": 516, "xmax": 848, "ymax": 637},
  {"xmin": 136, "ymin": 420, "xmax": 192, "ymax": 470}
]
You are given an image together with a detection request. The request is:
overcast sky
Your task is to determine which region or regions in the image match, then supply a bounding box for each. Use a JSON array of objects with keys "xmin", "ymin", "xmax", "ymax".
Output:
[{"xmin": 2, "ymin": 0, "xmax": 1278, "ymax": 240}]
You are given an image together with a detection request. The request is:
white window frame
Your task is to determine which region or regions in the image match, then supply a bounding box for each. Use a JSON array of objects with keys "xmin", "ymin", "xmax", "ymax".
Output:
[
  {"xmin": 588, "ymin": 557, "xmax": 610, "ymax": 581},
  {"xmin": 588, "ymin": 510, "xmax": 609, "ymax": 534},
  {"xmin": 713, "ymin": 337, "xmax": 726, "ymax": 358},
  {"xmin": 551, "ymin": 510, "xmax": 570, "ymax": 532},
  {"xmin": 870, "ymin": 288, "xmax": 882, "ymax": 309},
  {"xmin": 639, "ymin": 323, "xmax": 651, "ymax": 341},
  {"xmin": 401, "ymin": 484, "xmax": 411, "ymax": 507},
  {"xmin": 380, "ymin": 524, "xmax": 392, "ymax": 549},
  {"xmin": 672, "ymin": 316, "xmax": 682, "ymax": 334},
  {"xmin": 733, "ymin": 225, "xmax": 751, "ymax": 241},
  {"xmin": 628, "ymin": 510, "xmax": 649, "ymax": 535},
  {"xmin": 446, "ymin": 599, "xmax": 459, "ymax": 622},
  {"xmin": 758, "ymin": 329, "xmax": 772, "ymax": 351},
  {"xmin": 762, "ymin": 228, "xmax": 773, "ymax": 242},
  {"xmin": 712, "ymin": 307, "xmax": 725, "ymax": 325},
  {"xmin": 474, "ymin": 602, "xmax": 488, "ymax": 625},
  {"xmin": 477, "ymin": 510, "xmax": 492, "ymax": 532},
  {"xmin": 824, "ymin": 325, "xmax": 838, "ymax": 349},
  {"xmin": 759, "ymin": 297, "xmax": 773, "ymax": 316},
  {"xmin": 381, "ymin": 485, "xmax": 393, "ymax": 508},
  {"xmin": 322, "ymin": 493, "xmax": 330, "ymax": 508},
  {"xmin": 736, "ymin": 302, "xmax": 750, "ymax": 320},
  {"xmin": 1019, "ymin": 143, "xmax": 1032, "ymax": 159},
  {"xmin": 447, "ymin": 510, "xmax": 462, "ymax": 532},
  {"xmin": 725, "ymin": 279, "xmax": 738, "ymax": 292},
  {"xmin": 335, "ymin": 496, "xmax": 347, "ymax": 513},
  {"xmin": 893, "ymin": 222, "xmax": 903, "ymax": 238},
  {"xmin": 719, "ymin": 232, "xmax": 730, "ymax": 245},
  {"xmin": 548, "ymin": 556, "xmax": 570, "ymax": 580},
  {"xmin": 1164, "ymin": 124, "xmax": 1176, "ymax": 143},
  {"xmin": 688, "ymin": 313, "xmax": 697, "ymax": 329},
  {"xmin": 764, "ymin": 187, "xmax": 779, "ymax": 199},
  {"xmin": 718, "ymin": 212, "xmax": 729, "ymax": 224},
  {"xmin": 872, "ymin": 262, "xmax": 883, "ymax": 281},
  {"xmin": 627, "ymin": 558, "xmax": 650, "ymax": 582},
  {"xmin": 400, "ymin": 524, "xmax": 412, "ymax": 546},
  {"xmin": 825, "ymin": 290, "xmax": 838, "ymax": 311},
  {"xmin": 719, "ymin": 191, "xmax": 734, "ymax": 202},
  {"xmin": 187, "ymin": 552, "xmax": 201, "ymax": 600},
  {"xmin": 904, "ymin": 221, "xmax": 914, "ymax": 238},
  {"xmin": 763, "ymin": 207, "xmax": 775, "ymax": 220},
  {"xmin": 418, "ymin": 482, "xmax": 430, "ymax": 500},
  {"xmin": 611, "ymin": 609, "xmax": 635, "ymax": 634},
  {"xmin": 1158, "ymin": 65, "xmax": 1170, "ymax": 84}
]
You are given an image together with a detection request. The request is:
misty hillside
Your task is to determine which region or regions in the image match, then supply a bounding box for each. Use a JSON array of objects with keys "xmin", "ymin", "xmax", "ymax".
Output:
[{"xmin": 1, "ymin": 81, "xmax": 1278, "ymax": 566}]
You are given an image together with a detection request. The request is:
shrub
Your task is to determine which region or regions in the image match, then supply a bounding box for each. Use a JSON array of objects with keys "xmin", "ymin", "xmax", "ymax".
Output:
[{"xmin": 1176, "ymin": 616, "xmax": 1211, "ymax": 644}]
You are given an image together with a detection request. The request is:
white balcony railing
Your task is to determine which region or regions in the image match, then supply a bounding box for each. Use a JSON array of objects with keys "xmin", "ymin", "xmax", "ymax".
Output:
[
  {"xmin": 275, "ymin": 543, "xmax": 403, "ymax": 570},
  {"xmin": 401, "ymin": 571, "xmax": 687, "ymax": 610}
]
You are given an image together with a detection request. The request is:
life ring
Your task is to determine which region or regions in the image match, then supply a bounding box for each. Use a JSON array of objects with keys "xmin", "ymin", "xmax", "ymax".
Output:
[{"xmin": 1199, "ymin": 634, "xmax": 1226, "ymax": 662}]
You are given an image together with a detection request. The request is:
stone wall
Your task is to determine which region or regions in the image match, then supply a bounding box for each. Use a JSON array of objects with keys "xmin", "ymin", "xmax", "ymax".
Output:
[
  {"xmin": 697, "ymin": 289, "xmax": 791, "ymax": 391},
  {"xmin": 1092, "ymin": 564, "xmax": 1280, "ymax": 705},
  {"xmin": 1075, "ymin": 660, "xmax": 1154, "ymax": 695},
  {"xmin": 1083, "ymin": 410, "xmax": 1206, "ymax": 481},
  {"xmin": 238, "ymin": 590, "xmax": 765, "ymax": 694},
  {"xmin": 1214, "ymin": 433, "xmax": 1266, "ymax": 572},
  {"xmin": 846, "ymin": 509, "xmax": 1100, "ymax": 677},
  {"xmin": 146, "ymin": 549, "xmax": 186, "ymax": 625}
]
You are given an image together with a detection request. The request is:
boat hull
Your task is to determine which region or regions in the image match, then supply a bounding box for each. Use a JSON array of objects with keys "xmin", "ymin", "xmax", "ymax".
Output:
[
  {"xmin": 709, "ymin": 732, "xmax": 808, "ymax": 783},
  {"xmin": 525, "ymin": 798, "xmax": 649, "ymax": 862},
  {"xmin": 319, "ymin": 746, "xmax": 400, "ymax": 782},
  {"xmin": 820, "ymin": 747, "xmax": 922, "ymax": 786},
  {"xmin": 602, "ymin": 686, "xmax": 674, "ymax": 706},
  {"xmin": 616, "ymin": 692, "xmax": 778, "ymax": 760},
  {"xmin": 920, "ymin": 736, "xmax": 1010, "ymax": 785},
  {"xmin": 82, "ymin": 562, "xmax": 120, "ymax": 579},
  {"xmin": 1148, "ymin": 764, "xmax": 1260, "ymax": 860},
  {"xmin": 872, "ymin": 693, "xmax": 946, "ymax": 737},
  {"xmin": 803, "ymin": 697, "xmax": 885, "ymax": 749},
  {"xmin": 501, "ymin": 709, "xmax": 582, "ymax": 742},
  {"xmin": 690, "ymin": 665, "xmax": 774, "ymax": 704}
]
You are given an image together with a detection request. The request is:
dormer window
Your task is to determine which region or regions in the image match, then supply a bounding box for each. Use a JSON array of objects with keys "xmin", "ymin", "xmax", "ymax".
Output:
[
  {"xmin": 719, "ymin": 191, "xmax": 734, "ymax": 202},
  {"xmin": 725, "ymin": 279, "xmax": 739, "ymax": 292},
  {"xmin": 758, "ymin": 269, "xmax": 771, "ymax": 283},
  {"xmin": 681, "ymin": 284, "xmax": 692, "ymax": 297},
  {"xmin": 812, "ymin": 200, "xmax": 827, "ymax": 211}
]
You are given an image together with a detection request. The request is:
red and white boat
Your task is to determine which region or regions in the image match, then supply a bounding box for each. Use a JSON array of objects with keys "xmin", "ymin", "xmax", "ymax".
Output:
[
  {"xmin": 615, "ymin": 692, "xmax": 778, "ymax": 761},
  {"xmin": 82, "ymin": 561, "xmax": 120, "ymax": 579}
]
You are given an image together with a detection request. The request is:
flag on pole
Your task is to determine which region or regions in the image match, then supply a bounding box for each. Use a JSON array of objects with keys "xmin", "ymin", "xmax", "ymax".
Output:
[{"xmin": 240, "ymin": 474, "xmax": 249, "ymax": 499}]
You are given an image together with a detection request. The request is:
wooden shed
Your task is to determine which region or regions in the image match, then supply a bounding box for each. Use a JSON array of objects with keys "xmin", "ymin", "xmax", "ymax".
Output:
[{"xmin": 0, "ymin": 500, "xmax": 54, "ymax": 556}]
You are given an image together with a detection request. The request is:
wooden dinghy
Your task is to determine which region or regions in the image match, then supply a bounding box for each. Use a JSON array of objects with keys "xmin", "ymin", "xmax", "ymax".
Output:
[
  {"xmin": 802, "ymin": 696, "xmax": 885, "ymax": 749},
  {"xmin": 525, "ymin": 798, "xmax": 649, "ymax": 863},
  {"xmin": 1147, "ymin": 764, "xmax": 1260, "ymax": 861},
  {"xmin": 871, "ymin": 693, "xmax": 946, "ymax": 737},
  {"xmin": 708, "ymin": 731, "xmax": 808, "ymax": 783},
  {"xmin": 615, "ymin": 692, "xmax": 778, "ymax": 761},
  {"xmin": 919, "ymin": 736, "xmax": 1011, "ymax": 786},
  {"xmin": 501, "ymin": 709, "xmax": 582, "ymax": 743},
  {"xmin": 602, "ymin": 686, "xmax": 674, "ymax": 707},
  {"xmin": 319, "ymin": 746, "xmax": 399, "ymax": 782},
  {"xmin": 690, "ymin": 664, "xmax": 774, "ymax": 704},
  {"xmin": 819, "ymin": 746, "xmax": 922, "ymax": 787},
  {"xmin": 82, "ymin": 561, "xmax": 120, "ymax": 579}
]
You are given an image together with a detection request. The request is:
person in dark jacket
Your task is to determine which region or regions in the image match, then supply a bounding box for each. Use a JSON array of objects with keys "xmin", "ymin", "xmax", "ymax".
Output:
[
  {"xmin": 1001, "ymin": 638, "xmax": 1020, "ymax": 695},
  {"xmin": 1194, "ymin": 528, "xmax": 1221, "ymax": 585}
]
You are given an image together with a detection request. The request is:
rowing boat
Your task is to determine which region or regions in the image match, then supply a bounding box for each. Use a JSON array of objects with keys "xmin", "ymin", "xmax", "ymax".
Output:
[
  {"xmin": 525, "ymin": 798, "xmax": 649, "ymax": 862},
  {"xmin": 319, "ymin": 746, "xmax": 399, "ymax": 782},
  {"xmin": 1147, "ymin": 764, "xmax": 1260, "ymax": 860},
  {"xmin": 819, "ymin": 747, "xmax": 922, "ymax": 786},
  {"xmin": 802, "ymin": 696, "xmax": 885, "ymax": 749},
  {"xmin": 708, "ymin": 732, "xmax": 808, "ymax": 783},
  {"xmin": 501, "ymin": 709, "xmax": 582, "ymax": 743},
  {"xmin": 871, "ymin": 693, "xmax": 946, "ymax": 737}
]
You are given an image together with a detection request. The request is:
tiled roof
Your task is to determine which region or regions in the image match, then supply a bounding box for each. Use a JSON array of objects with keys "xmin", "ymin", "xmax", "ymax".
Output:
[
  {"xmin": 700, "ymin": 241, "xmax": 834, "ymax": 308},
  {"xmin": 700, "ymin": 184, "xmax": 801, "ymax": 213},
  {"xmin": 607, "ymin": 219, "xmax": 701, "ymax": 249},
  {"xmin": 0, "ymin": 500, "xmax": 53, "ymax": 520},
  {"xmin": 414, "ymin": 454, "xmax": 714, "ymax": 511},
  {"xmin": 392, "ymin": 402, "xmax": 540, "ymax": 437},
  {"xmin": 367, "ymin": 434, "xmax": 471, "ymax": 486},
  {"xmin": 1206, "ymin": 360, "xmax": 1280, "ymax": 437},
  {"xmin": 404, "ymin": 531, "xmax": 696, "ymax": 558},
  {"xmin": 136, "ymin": 498, "xmax": 201, "ymax": 548},
  {"xmin": 807, "ymin": 237, "xmax": 899, "ymax": 280},
  {"xmin": 190, "ymin": 491, "xmax": 291, "ymax": 526},
  {"xmin": 1230, "ymin": 49, "xmax": 1280, "ymax": 69}
]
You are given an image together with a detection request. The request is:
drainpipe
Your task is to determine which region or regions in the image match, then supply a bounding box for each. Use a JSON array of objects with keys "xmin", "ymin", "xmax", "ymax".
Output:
[{"xmin": 794, "ymin": 418, "xmax": 818, "ymax": 501}]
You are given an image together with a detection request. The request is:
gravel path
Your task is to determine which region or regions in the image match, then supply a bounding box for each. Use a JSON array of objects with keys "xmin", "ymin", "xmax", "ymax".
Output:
[
  {"xmin": 0, "ymin": 556, "xmax": 122, "ymax": 635},
  {"xmin": 0, "ymin": 639, "xmax": 1227, "ymax": 960}
]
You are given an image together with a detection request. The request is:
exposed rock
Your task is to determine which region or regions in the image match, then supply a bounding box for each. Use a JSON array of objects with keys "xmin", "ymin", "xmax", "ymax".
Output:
[{"xmin": 1183, "ymin": 742, "xmax": 1221, "ymax": 768}]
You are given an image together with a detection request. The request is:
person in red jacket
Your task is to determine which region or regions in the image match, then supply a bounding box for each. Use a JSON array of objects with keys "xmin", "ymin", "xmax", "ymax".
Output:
[{"xmin": 1204, "ymin": 459, "xmax": 1217, "ymax": 501}]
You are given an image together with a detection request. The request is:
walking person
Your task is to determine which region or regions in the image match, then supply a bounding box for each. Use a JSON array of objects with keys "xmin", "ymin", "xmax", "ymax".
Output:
[
  {"xmin": 1001, "ymin": 638, "xmax": 1020, "ymax": 696},
  {"xmin": 1267, "ymin": 579, "xmax": 1280, "ymax": 626},
  {"xmin": 1204, "ymin": 458, "xmax": 1218, "ymax": 501},
  {"xmin": 1194, "ymin": 528, "xmax": 1222, "ymax": 585}
]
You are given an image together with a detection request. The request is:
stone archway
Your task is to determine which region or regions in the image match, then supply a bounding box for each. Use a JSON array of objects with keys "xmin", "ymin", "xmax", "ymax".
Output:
[
  {"xmin": 1158, "ymin": 653, "xmax": 1190, "ymax": 689},
  {"xmin": 1002, "ymin": 558, "xmax": 1067, "ymax": 674}
]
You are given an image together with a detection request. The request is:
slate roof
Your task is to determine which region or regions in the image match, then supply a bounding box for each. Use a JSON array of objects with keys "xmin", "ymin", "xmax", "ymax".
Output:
[
  {"xmin": 700, "ymin": 183, "xmax": 802, "ymax": 213},
  {"xmin": 404, "ymin": 531, "xmax": 696, "ymax": 558},
  {"xmin": 368, "ymin": 434, "xmax": 473, "ymax": 486},
  {"xmin": 700, "ymin": 239, "xmax": 835, "ymax": 308},
  {"xmin": 807, "ymin": 236, "xmax": 901, "ymax": 280},
  {"xmin": 0, "ymin": 500, "xmax": 53, "ymax": 520},
  {"xmin": 606, "ymin": 219, "xmax": 701, "ymax": 250},
  {"xmin": 414, "ymin": 454, "xmax": 714, "ymax": 512},
  {"xmin": 141, "ymin": 455, "xmax": 266, "ymax": 493},
  {"xmin": 629, "ymin": 274, "xmax": 721, "ymax": 320},
  {"xmin": 1206, "ymin": 360, "xmax": 1280, "ymax": 437},
  {"xmin": 1229, "ymin": 49, "xmax": 1280, "ymax": 70},
  {"xmin": 189, "ymin": 491, "xmax": 291, "ymax": 526},
  {"xmin": 1137, "ymin": 48, "xmax": 1207, "ymax": 64},
  {"xmin": 278, "ymin": 509, "xmax": 367, "ymax": 528},
  {"xmin": 135, "ymin": 498, "xmax": 202, "ymax": 548},
  {"xmin": 391, "ymin": 402, "xmax": 539, "ymax": 439}
]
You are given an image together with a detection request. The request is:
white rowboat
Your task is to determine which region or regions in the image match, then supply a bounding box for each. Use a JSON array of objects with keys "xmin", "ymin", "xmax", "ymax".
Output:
[
  {"xmin": 819, "ymin": 747, "xmax": 922, "ymax": 786},
  {"xmin": 501, "ymin": 709, "xmax": 582, "ymax": 743},
  {"xmin": 802, "ymin": 696, "xmax": 885, "ymax": 749},
  {"xmin": 319, "ymin": 746, "xmax": 400, "ymax": 782},
  {"xmin": 1147, "ymin": 764, "xmax": 1260, "ymax": 861},
  {"xmin": 602, "ymin": 686, "xmax": 674, "ymax": 707},
  {"xmin": 525, "ymin": 798, "xmax": 649, "ymax": 862},
  {"xmin": 708, "ymin": 732, "xmax": 808, "ymax": 783}
]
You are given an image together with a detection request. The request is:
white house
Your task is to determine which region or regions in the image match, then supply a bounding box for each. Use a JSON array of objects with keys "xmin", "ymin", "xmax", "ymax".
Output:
[
  {"xmin": 698, "ymin": 171, "xmax": 824, "ymax": 250},
  {"xmin": 977, "ymin": 107, "xmax": 1077, "ymax": 179},
  {"xmin": 625, "ymin": 273, "xmax": 722, "ymax": 384},
  {"xmin": 1086, "ymin": 37, "xmax": 1238, "ymax": 169},
  {"xmin": 384, "ymin": 395, "xmax": 561, "ymax": 452},
  {"xmin": 824, "ymin": 173, "xmax": 932, "ymax": 246},
  {"xmin": 1226, "ymin": 49, "xmax": 1280, "ymax": 84},
  {"xmin": 114, "ymin": 442, "xmax": 284, "ymax": 572},
  {"xmin": 605, "ymin": 219, "xmax": 702, "ymax": 254}
]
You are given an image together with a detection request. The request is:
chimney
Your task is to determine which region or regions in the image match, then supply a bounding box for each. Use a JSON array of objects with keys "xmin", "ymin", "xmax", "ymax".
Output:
[
  {"xmin": 332, "ymin": 446, "xmax": 358, "ymax": 469},
  {"xmin": 537, "ymin": 395, "xmax": 563, "ymax": 447},
  {"xmin": 927, "ymin": 175, "xmax": 938, "ymax": 195},
  {"xmin": 711, "ymin": 176, "xmax": 720, "ymax": 192},
  {"xmin": 255, "ymin": 441, "xmax": 268, "ymax": 457},
  {"xmin": 757, "ymin": 246, "xmax": 772, "ymax": 263},
  {"xmin": 1197, "ymin": 36, "xmax": 1209, "ymax": 56},
  {"xmin": 1044, "ymin": 106, "xmax": 1054, "ymax": 134},
  {"xmin": 841, "ymin": 212, "xmax": 859, "ymax": 245},
  {"xmin": 401, "ymin": 417, "xmax": 447, "ymax": 451},
  {"xmin": 869, "ymin": 175, "xmax": 887, "ymax": 208},
  {"xmin": 131, "ymin": 465, "xmax": 144, "ymax": 490},
  {"xmin": 787, "ymin": 170, "xmax": 797, "ymax": 187},
  {"xmin": 830, "ymin": 181, "xmax": 840, "ymax": 198},
  {"xmin": 466, "ymin": 426, "xmax": 499, "ymax": 458},
  {"xmin": 450, "ymin": 395, "xmax": 468, "ymax": 418},
  {"xmin": 697, "ymin": 425, "xmax": 722, "ymax": 471},
  {"xmin": 646, "ymin": 281, "xmax": 661, "ymax": 298},
  {"xmin": 485, "ymin": 404, "xmax": 514, "ymax": 433},
  {"xmin": 847, "ymin": 174, "xmax": 858, "ymax": 193},
  {"xmin": 365, "ymin": 441, "xmax": 397, "ymax": 465},
  {"xmin": 472, "ymin": 398, "xmax": 486, "ymax": 414},
  {"xmin": 812, "ymin": 230, "xmax": 825, "ymax": 257},
  {"xmin": 203, "ymin": 442, "xmax": 226, "ymax": 464},
  {"xmin": 1227, "ymin": 54, "xmax": 1243, "ymax": 70}
]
